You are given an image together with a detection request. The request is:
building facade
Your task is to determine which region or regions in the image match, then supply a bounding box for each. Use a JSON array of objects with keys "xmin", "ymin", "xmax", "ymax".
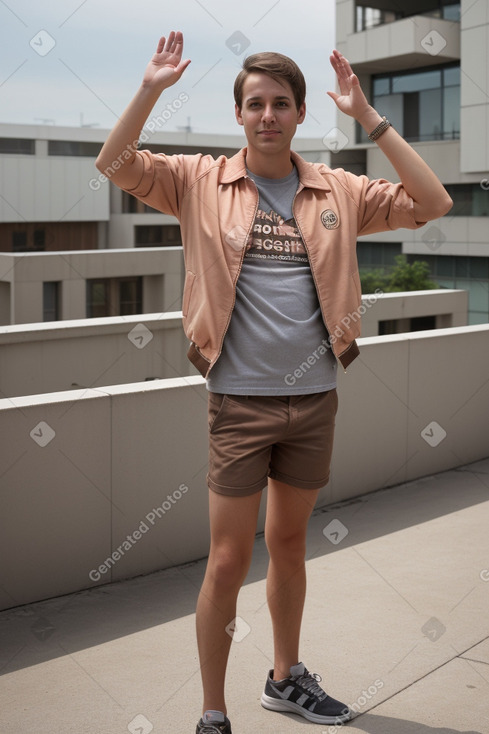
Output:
[{"xmin": 332, "ymin": 0, "xmax": 489, "ymax": 325}]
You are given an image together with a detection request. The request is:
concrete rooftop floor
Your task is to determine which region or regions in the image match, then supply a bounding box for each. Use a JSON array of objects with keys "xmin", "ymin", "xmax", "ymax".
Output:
[{"xmin": 1, "ymin": 458, "xmax": 489, "ymax": 734}]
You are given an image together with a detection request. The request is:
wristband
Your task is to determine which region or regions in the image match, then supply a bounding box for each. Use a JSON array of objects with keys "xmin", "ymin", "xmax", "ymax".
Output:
[{"xmin": 368, "ymin": 116, "xmax": 391, "ymax": 142}]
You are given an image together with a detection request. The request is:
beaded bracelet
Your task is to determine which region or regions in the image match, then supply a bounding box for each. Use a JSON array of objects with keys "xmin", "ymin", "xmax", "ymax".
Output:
[{"xmin": 368, "ymin": 116, "xmax": 391, "ymax": 142}]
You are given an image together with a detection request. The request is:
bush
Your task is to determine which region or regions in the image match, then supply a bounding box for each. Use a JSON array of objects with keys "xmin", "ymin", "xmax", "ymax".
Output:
[{"xmin": 360, "ymin": 255, "xmax": 438, "ymax": 294}]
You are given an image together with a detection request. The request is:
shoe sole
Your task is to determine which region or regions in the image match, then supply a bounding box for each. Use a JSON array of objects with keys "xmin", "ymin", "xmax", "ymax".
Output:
[{"xmin": 261, "ymin": 693, "xmax": 352, "ymax": 725}]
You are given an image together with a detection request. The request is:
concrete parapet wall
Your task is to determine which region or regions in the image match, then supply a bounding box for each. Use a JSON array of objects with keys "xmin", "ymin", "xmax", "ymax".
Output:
[
  {"xmin": 1, "ymin": 325, "xmax": 488, "ymax": 610},
  {"xmin": 0, "ymin": 291, "xmax": 467, "ymax": 398}
]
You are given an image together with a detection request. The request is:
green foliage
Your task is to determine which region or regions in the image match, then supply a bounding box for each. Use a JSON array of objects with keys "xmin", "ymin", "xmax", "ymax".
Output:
[
  {"xmin": 360, "ymin": 255, "xmax": 438, "ymax": 294},
  {"xmin": 359, "ymin": 268, "xmax": 390, "ymax": 294}
]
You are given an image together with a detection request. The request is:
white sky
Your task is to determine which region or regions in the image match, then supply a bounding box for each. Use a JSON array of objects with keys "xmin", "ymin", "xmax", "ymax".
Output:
[{"xmin": 0, "ymin": 0, "xmax": 338, "ymax": 138}]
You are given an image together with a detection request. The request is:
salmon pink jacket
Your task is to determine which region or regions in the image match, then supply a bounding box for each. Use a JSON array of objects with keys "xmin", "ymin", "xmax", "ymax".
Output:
[{"xmin": 123, "ymin": 147, "xmax": 425, "ymax": 377}]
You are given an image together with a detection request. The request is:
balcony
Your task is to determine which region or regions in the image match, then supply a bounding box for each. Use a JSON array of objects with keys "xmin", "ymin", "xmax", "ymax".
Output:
[{"xmin": 345, "ymin": 15, "xmax": 460, "ymax": 73}]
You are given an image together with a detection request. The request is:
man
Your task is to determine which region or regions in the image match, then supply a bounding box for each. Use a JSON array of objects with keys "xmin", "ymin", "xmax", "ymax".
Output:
[{"xmin": 96, "ymin": 31, "xmax": 452, "ymax": 734}]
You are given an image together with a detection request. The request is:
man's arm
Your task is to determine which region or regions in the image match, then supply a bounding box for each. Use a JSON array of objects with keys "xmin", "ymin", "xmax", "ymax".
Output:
[
  {"xmin": 95, "ymin": 31, "xmax": 191, "ymax": 190},
  {"xmin": 327, "ymin": 50, "xmax": 453, "ymax": 222}
]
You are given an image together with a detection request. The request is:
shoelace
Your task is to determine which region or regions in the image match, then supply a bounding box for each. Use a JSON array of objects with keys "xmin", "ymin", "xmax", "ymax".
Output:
[
  {"xmin": 199, "ymin": 723, "xmax": 226, "ymax": 733},
  {"xmin": 294, "ymin": 671, "xmax": 328, "ymax": 701}
]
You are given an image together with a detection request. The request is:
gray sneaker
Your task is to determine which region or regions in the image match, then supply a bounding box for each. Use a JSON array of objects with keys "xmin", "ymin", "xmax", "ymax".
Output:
[
  {"xmin": 196, "ymin": 711, "xmax": 232, "ymax": 733},
  {"xmin": 261, "ymin": 662, "xmax": 352, "ymax": 725}
]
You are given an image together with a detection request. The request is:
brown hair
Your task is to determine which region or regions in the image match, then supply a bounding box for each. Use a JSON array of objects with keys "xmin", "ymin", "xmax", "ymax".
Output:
[{"xmin": 234, "ymin": 52, "xmax": 306, "ymax": 111}]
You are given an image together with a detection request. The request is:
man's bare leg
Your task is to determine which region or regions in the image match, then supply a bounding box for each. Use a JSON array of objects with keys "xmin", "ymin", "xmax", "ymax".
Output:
[
  {"xmin": 264, "ymin": 479, "xmax": 320, "ymax": 681},
  {"xmin": 196, "ymin": 489, "xmax": 263, "ymax": 715}
]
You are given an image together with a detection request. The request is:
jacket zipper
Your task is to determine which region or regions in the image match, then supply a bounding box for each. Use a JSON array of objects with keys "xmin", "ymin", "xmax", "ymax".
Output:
[
  {"xmin": 208, "ymin": 178, "xmax": 259, "ymax": 373},
  {"xmin": 292, "ymin": 187, "xmax": 347, "ymax": 373}
]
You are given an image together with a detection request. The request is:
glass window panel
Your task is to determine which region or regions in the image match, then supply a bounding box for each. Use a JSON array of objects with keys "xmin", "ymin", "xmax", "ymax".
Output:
[
  {"xmin": 422, "ymin": 89, "xmax": 442, "ymax": 140},
  {"xmin": 468, "ymin": 311, "xmax": 489, "ymax": 325},
  {"xmin": 374, "ymin": 93, "xmax": 404, "ymax": 137},
  {"xmin": 43, "ymin": 282, "xmax": 59, "ymax": 321},
  {"xmin": 436, "ymin": 278, "xmax": 456, "ymax": 290},
  {"xmin": 444, "ymin": 66, "xmax": 460, "ymax": 86},
  {"xmin": 436, "ymin": 256, "xmax": 455, "ymax": 277},
  {"xmin": 443, "ymin": 85, "xmax": 460, "ymax": 139},
  {"xmin": 463, "ymin": 281, "xmax": 489, "ymax": 313},
  {"xmin": 455, "ymin": 257, "xmax": 470, "ymax": 278},
  {"xmin": 393, "ymin": 70, "xmax": 441, "ymax": 94},
  {"xmin": 87, "ymin": 280, "xmax": 109, "ymax": 318},
  {"xmin": 384, "ymin": 244, "xmax": 402, "ymax": 265},
  {"xmin": 0, "ymin": 138, "xmax": 35, "ymax": 154},
  {"xmin": 373, "ymin": 77, "xmax": 390, "ymax": 96},
  {"xmin": 443, "ymin": 3, "xmax": 461, "ymax": 21},
  {"xmin": 468, "ymin": 258, "xmax": 489, "ymax": 279},
  {"xmin": 419, "ymin": 89, "xmax": 442, "ymax": 140},
  {"xmin": 472, "ymin": 186, "xmax": 489, "ymax": 216}
]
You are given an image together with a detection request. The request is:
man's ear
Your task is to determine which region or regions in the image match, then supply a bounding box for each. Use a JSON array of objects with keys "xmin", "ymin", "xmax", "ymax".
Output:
[
  {"xmin": 235, "ymin": 103, "xmax": 244, "ymax": 126},
  {"xmin": 297, "ymin": 102, "xmax": 306, "ymax": 124}
]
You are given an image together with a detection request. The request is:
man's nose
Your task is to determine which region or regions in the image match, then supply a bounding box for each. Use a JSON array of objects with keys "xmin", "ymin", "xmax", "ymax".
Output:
[{"xmin": 261, "ymin": 105, "xmax": 276, "ymax": 123}]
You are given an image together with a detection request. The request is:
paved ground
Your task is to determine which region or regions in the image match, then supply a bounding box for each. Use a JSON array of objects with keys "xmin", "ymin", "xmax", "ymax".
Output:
[{"xmin": 1, "ymin": 458, "xmax": 489, "ymax": 734}]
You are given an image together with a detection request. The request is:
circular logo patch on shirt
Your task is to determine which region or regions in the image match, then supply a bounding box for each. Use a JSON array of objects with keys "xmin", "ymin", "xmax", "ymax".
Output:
[{"xmin": 320, "ymin": 209, "xmax": 339, "ymax": 229}]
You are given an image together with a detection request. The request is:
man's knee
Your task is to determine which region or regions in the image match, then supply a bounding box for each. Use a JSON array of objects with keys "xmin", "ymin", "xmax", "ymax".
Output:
[
  {"xmin": 207, "ymin": 546, "xmax": 252, "ymax": 590},
  {"xmin": 265, "ymin": 527, "xmax": 307, "ymax": 562}
]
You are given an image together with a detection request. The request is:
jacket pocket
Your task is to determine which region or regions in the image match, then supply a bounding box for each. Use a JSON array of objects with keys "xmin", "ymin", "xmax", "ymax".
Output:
[{"xmin": 182, "ymin": 271, "xmax": 196, "ymax": 317}]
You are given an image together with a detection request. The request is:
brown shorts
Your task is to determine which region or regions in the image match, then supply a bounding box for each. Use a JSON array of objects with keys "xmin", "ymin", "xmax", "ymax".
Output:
[{"xmin": 207, "ymin": 390, "xmax": 338, "ymax": 496}]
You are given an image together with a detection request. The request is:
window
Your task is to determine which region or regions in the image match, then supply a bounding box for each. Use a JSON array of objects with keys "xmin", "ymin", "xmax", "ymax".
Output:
[
  {"xmin": 407, "ymin": 254, "xmax": 489, "ymax": 325},
  {"xmin": 43, "ymin": 282, "xmax": 60, "ymax": 321},
  {"xmin": 87, "ymin": 279, "xmax": 110, "ymax": 318},
  {"xmin": 355, "ymin": 2, "xmax": 460, "ymax": 32},
  {"xmin": 357, "ymin": 241, "xmax": 402, "ymax": 269},
  {"xmin": 135, "ymin": 225, "xmax": 182, "ymax": 247},
  {"xmin": 361, "ymin": 64, "xmax": 460, "ymax": 143},
  {"xmin": 33, "ymin": 230, "xmax": 46, "ymax": 251},
  {"xmin": 86, "ymin": 277, "xmax": 143, "ymax": 317},
  {"xmin": 0, "ymin": 138, "xmax": 35, "ymax": 154},
  {"xmin": 12, "ymin": 232, "xmax": 28, "ymax": 251},
  {"xmin": 48, "ymin": 140, "xmax": 102, "ymax": 157},
  {"xmin": 121, "ymin": 191, "xmax": 159, "ymax": 214},
  {"xmin": 443, "ymin": 184, "xmax": 489, "ymax": 217},
  {"xmin": 119, "ymin": 278, "xmax": 142, "ymax": 315}
]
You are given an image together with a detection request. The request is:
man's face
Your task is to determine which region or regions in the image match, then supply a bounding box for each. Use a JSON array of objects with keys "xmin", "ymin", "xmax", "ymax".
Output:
[{"xmin": 235, "ymin": 72, "xmax": 305, "ymax": 155}]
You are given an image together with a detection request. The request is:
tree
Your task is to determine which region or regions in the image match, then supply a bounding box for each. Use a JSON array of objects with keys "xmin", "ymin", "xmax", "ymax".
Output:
[
  {"xmin": 386, "ymin": 255, "xmax": 438, "ymax": 292},
  {"xmin": 360, "ymin": 255, "xmax": 438, "ymax": 294}
]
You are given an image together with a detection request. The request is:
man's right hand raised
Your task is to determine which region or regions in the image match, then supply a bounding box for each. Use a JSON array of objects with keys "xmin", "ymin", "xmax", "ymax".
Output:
[{"xmin": 142, "ymin": 31, "xmax": 191, "ymax": 91}]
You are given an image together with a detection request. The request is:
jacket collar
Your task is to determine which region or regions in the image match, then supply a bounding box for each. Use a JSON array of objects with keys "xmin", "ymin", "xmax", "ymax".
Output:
[{"xmin": 220, "ymin": 147, "xmax": 332, "ymax": 191}]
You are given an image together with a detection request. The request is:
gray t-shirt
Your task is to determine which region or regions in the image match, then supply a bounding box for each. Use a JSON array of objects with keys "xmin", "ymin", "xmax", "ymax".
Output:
[{"xmin": 206, "ymin": 166, "xmax": 337, "ymax": 395}]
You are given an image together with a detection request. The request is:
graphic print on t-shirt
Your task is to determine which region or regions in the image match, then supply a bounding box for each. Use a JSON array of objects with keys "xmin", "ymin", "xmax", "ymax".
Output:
[{"xmin": 245, "ymin": 208, "xmax": 308, "ymax": 265}]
